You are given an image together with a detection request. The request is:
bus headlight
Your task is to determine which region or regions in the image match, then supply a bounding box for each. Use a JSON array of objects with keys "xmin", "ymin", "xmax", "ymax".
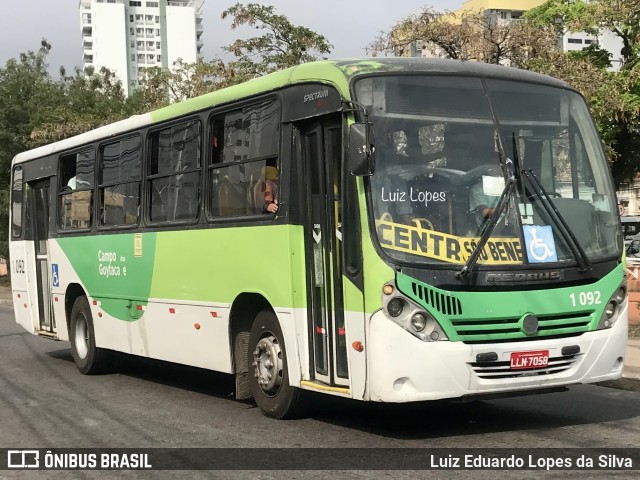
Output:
[
  {"xmin": 411, "ymin": 313, "xmax": 427, "ymax": 332},
  {"xmin": 614, "ymin": 286, "xmax": 627, "ymax": 304},
  {"xmin": 605, "ymin": 301, "xmax": 617, "ymax": 319},
  {"xmin": 597, "ymin": 282, "xmax": 627, "ymax": 330},
  {"xmin": 387, "ymin": 298, "xmax": 405, "ymax": 317},
  {"xmin": 381, "ymin": 282, "xmax": 448, "ymax": 342},
  {"xmin": 403, "ymin": 310, "xmax": 443, "ymax": 341}
]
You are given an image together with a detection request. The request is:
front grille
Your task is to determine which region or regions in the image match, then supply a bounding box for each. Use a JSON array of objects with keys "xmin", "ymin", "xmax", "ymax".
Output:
[
  {"xmin": 469, "ymin": 355, "xmax": 580, "ymax": 379},
  {"xmin": 451, "ymin": 311, "xmax": 594, "ymax": 343},
  {"xmin": 411, "ymin": 281, "xmax": 462, "ymax": 316}
]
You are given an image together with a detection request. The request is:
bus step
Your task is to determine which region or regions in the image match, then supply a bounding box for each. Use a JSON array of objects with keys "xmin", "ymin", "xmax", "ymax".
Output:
[
  {"xmin": 36, "ymin": 330, "xmax": 58, "ymax": 340},
  {"xmin": 300, "ymin": 380, "xmax": 350, "ymax": 395}
]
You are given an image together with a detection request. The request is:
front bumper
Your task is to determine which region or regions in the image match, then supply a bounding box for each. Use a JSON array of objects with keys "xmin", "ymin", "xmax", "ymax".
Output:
[{"xmin": 367, "ymin": 303, "xmax": 628, "ymax": 402}]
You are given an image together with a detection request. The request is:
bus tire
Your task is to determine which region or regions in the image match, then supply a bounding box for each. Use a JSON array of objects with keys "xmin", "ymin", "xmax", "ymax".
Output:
[
  {"xmin": 248, "ymin": 310, "xmax": 304, "ymax": 419},
  {"xmin": 69, "ymin": 296, "xmax": 112, "ymax": 375}
]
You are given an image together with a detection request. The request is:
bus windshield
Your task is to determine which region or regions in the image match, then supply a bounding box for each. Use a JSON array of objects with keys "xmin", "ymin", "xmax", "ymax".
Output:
[{"xmin": 354, "ymin": 75, "xmax": 620, "ymax": 268}]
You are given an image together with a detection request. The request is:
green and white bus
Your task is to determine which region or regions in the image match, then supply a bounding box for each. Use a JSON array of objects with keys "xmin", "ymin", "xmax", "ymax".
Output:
[{"xmin": 9, "ymin": 59, "xmax": 628, "ymax": 418}]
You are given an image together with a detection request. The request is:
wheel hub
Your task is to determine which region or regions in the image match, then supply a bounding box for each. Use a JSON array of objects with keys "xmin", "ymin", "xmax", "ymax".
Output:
[
  {"xmin": 252, "ymin": 334, "xmax": 283, "ymax": 394},
  {"xmin": 74, "ymin": 314, "xmax": 89, "ymax": 359}
]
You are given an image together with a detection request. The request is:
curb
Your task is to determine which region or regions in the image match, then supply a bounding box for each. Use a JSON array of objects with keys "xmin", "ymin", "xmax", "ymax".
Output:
[{"xmin": 598, "ymin": 376, "xmax": 640, "ymax": 393}]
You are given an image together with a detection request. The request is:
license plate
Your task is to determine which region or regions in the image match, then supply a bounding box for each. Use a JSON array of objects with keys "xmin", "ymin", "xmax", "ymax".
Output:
[{"xmin": 510, "ymin": 350, "xmax": 549, "ymax": 370}]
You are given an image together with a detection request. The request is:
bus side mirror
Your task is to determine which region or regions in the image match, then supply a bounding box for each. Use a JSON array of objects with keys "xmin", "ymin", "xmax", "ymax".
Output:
[{"xmin": 348, "ymin": 122, "xmax": 375, "ymax": 176}]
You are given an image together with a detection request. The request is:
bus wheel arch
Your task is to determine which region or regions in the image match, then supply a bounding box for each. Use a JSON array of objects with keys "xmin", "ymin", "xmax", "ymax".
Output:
[
  {"xmin": 65, "ymin": 283, "xmax": 87, "ymax": 336},
  {"xmin": 229, "ymin": 293, "xmax": 271, "ymax": 400}
]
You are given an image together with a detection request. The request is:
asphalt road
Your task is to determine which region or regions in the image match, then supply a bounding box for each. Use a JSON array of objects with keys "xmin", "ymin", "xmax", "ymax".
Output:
[{"xmin": 0, "ymin": 305, "xmax": 639, "ymax": 480}]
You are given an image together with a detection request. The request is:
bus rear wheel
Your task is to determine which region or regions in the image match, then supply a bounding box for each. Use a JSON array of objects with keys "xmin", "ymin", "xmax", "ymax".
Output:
[
  {"xmin": 69, "ymin": 296, "xmax": 112, "ymax": 375},
  {"xmin": 249, "ymin": 310, "xmax": 303, "ymax": 419}
]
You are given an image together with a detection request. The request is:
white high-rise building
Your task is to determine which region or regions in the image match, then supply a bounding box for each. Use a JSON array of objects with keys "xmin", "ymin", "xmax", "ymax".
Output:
[{"xmin": 80, "ymin": 0, "xmax": 204, "ymax": 96}]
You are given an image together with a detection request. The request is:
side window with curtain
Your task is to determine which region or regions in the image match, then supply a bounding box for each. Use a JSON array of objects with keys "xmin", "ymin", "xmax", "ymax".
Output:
[
  {"xmin": 58, "ymin": 149, "xmax": 95, "ymax": 230},
  {"xmin": 11, "ymin": 166, "xmax": 23, "ymax": 238},
  {"xmin": 99, "ymin": 136, "xmax": 141, "ymax": 227},
  {"xmin": 208, "ymin": 100, "xmax": 280, "ymax": 218},
  {"xmin": 147, "ymin": 120, "xmax": 201, "ymax": 223}
]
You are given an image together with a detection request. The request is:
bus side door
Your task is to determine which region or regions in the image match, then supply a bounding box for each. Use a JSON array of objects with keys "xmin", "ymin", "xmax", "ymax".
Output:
[
  {"xmin": 299, "ymin": 116, "xmax": 365, "ymax": 390},
  {"xmin": 25, "ymin": 179, "xmax": 55, "ymax": 334}
]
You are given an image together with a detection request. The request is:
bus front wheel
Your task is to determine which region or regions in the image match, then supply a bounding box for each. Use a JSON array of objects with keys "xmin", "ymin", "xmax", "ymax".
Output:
[
  {"xmin": 248, "ymin": 310, "xmax": 303, "ymax": 419},
  {"xmin": 69, "ymin": 296, "xmax": 112, "ymax": 375}
]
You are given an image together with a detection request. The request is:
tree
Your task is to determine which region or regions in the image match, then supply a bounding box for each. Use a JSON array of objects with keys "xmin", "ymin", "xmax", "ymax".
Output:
[
  {"xmin": 526, "ymin": 0, "xmax": 640, "ymax": 70},
  {"xmin": 132, "ymin": 58, "xmax": 251, "ymax": 110},
  {"xmin": 567, "ymin": 44, "xmax": 612, "ymax": 70},
  {"xmin": 30, "ymin": 65, "xmax": 133, "ymax": 145},
  {"xmin": 221, "ymin": 3, "xmax": 333, "ymax": 76},
  {"xmin": 525, "ymin": 0, "xmax": 640, "ymax": 186},
  {"xmin": 368, "ymin": 7, "xmax": 557, "ymax": 68},
  {"xmin": 0, "ymin": 40, "xmax": 58, "ymax": 172},
  {"xmin": 0, "ymin": 40, "xmax": 60, "ymax": 259},
  {"xmin": 0, "ymin": 41, "xmax": 134, "ymax": 260}
]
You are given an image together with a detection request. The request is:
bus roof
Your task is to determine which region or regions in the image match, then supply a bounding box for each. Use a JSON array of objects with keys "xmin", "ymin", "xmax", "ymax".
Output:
[{"xmin": 11, "ymin": 58, "xmax": 572, "ymax": 166}]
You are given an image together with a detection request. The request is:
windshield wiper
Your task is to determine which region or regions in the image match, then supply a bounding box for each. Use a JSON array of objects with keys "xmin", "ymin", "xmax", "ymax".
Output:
[
  {"xmin": 521, "ymin": 169, "xmax": 591, "ymax": 271},
  {"xmin": 458, "ymin": 80, "xmax": 591, "ymax": 277},
  {"xmin": 509, "ymin": 132, "xmax": 591, "ymax": 271},
  {"xmin": 457, "ymin": 176, "xmax": 516, "ymax": 279},
  {"xmin": 458, "ymin": 81, "xmax": 519, "ymax": 279}
]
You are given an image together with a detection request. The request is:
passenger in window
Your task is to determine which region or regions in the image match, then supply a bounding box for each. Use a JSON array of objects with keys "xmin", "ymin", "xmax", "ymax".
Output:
[
  {"xmin": 263, "ymin": 180, "xmax": 279, "ymax": 213},
  {"xmin": 263, "ymin": 181, "xmax": 278, "ymax": 213},
  {"xmin": 260, "ymin": 166, "xmax": 279, "ymax": 213}
]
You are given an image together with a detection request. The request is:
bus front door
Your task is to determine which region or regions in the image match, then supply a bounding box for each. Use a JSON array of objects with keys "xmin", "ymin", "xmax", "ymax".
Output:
[
  {"xmin": 301, "ymin": 118, "xmax": 351, "ymax": 388},
  {"xmin": 27, "ymin": 180, "xmax": 54, "ymax": 334}
]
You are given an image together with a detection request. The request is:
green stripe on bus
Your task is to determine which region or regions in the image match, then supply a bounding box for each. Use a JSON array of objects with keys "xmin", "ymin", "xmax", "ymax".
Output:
[
  {"xmin": 57, "ymin": 225, "xmax": 308, "ymax": 320},
  {"xmin": 58, "ymin": 233, "xmax": 157, "ymax": 320}
]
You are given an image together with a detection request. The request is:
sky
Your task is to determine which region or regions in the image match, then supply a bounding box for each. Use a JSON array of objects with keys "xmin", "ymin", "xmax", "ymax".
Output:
[{"xmin": 0, "ymin": 0, "xmax": 458, "ymax": 73}]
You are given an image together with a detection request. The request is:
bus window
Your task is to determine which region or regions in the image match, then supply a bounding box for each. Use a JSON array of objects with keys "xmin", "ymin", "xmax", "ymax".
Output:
[
  {"xmin": 11, "ymin": 166, "xmax": 23, "ymax": 237},
  {"xmin": 208, "ymin": 101, "xmax": 280, "ymax": 218},
  {"xmin": 58, "ymin": 149, "xmax": 94, "ymax": 230},
  {"xmin": 148, "ymin": 120, "xmax": 201, "ymax": 223},
  {"xmin": 99, "ymin": 136, "xmax": 141, "ymax": 227}
]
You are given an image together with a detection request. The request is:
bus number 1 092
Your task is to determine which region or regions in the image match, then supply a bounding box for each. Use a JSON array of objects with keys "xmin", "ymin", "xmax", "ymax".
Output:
[{"xmin": 569, "ymin": 291, "xmax": 601, "ymax": 307}]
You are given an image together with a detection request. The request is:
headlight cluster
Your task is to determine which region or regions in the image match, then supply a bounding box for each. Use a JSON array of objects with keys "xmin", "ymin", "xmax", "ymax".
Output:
[
  {"xmin": 381, "ymin": 282, "xmax": 448, "ymax": 342},
  {"xmin": 597, "ymin": 283, "xmax": 627, "ymax": 330}
]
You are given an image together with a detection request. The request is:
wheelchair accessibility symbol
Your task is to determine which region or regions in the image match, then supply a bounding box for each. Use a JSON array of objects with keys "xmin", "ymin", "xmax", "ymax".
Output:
[
  {"xmin": 523, "ymin": 226, "xmax": 557, "ymax": 263},
  {"xmin": 52, "ymin": 264, "xmax": 59, "ymax": 287}
]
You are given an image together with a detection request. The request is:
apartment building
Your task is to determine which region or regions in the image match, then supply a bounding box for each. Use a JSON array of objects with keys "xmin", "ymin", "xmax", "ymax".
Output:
[
  {"xmin": 454, "ymin": 0, "xmax": 544, "ymax": 21},
  {"xmin": 80, "ymin": 0, "xmax": 204, "ymax": 96},
  {"xmin": 562, "ymin": 29, "xmax": 623, "ymax": 70}
]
